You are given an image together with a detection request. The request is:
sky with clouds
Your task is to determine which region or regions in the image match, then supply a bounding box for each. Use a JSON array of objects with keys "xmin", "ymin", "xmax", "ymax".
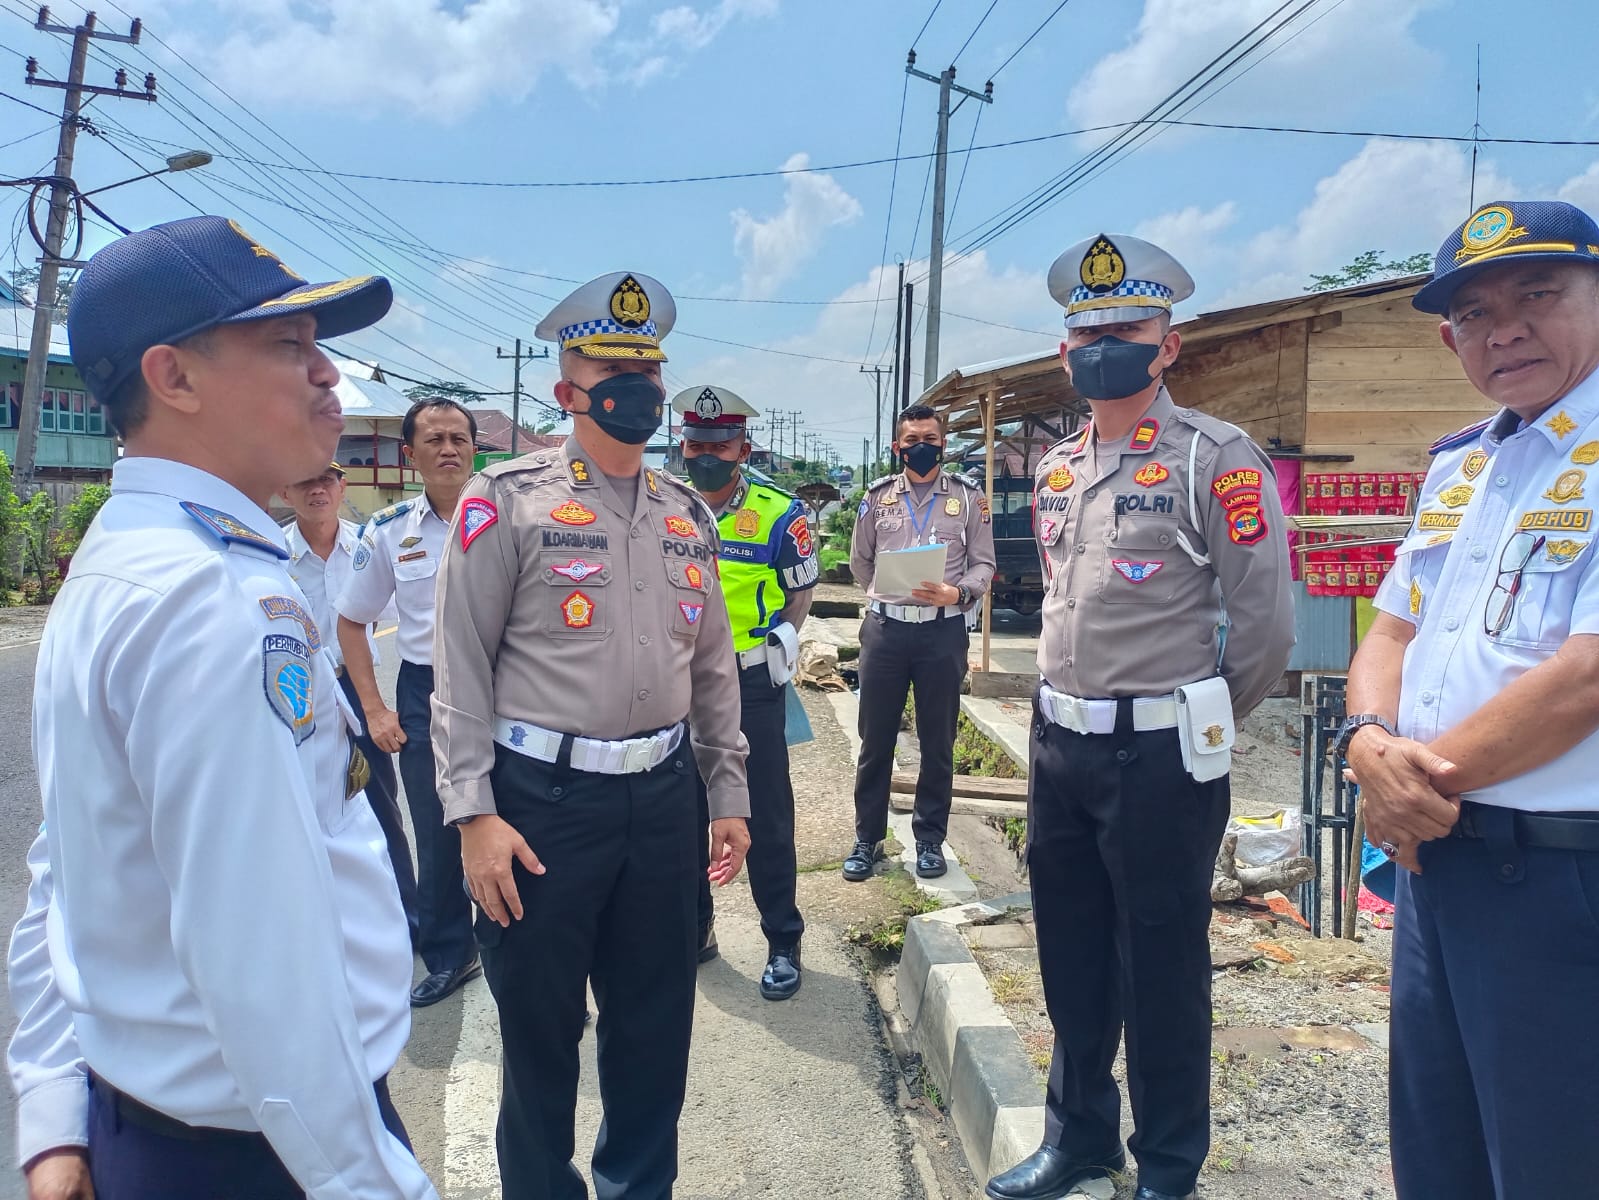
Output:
[{"xmin": 2, "ymin": 0, "xmax": 1594, "ymax": 464}]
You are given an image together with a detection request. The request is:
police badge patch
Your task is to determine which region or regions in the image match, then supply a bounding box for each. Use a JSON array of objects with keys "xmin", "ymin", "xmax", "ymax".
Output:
[
  {"xmin": 1111, "ymin": 559, "xmax": 1164, "ymax": 583},
  {"xmin": 460, "ymin": 496, "xmax": 499, "ymax": 550},
  {"xmin": 262, "ymin": 633, "xmax": 314, "ymax": 744}
]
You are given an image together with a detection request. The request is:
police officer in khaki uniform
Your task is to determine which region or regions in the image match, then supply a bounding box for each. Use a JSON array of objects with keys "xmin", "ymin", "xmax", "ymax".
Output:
[
  {"xmin": 846, "ymin": 404, "xmax": 996, "ymax": 882},
  {"xmin": 674, "ymin": 384, "xmax": 817, "ymax": 1000},
  {"xmin": 430, "ymin": 271, "xmax": 751, "ymax": 1199},
  {"xmin": 985, "ymin": 235, "xmax": 1294, "ymax": 1200}
]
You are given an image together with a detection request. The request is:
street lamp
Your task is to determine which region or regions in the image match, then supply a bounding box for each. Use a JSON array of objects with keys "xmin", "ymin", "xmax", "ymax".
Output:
[
  {"xmin": 12, "ymin": 148, "xmax": 213, "ymax": 493},
  {"xmin": 78, "ymin": 150, "xmax": 213, "ymax": 197}
]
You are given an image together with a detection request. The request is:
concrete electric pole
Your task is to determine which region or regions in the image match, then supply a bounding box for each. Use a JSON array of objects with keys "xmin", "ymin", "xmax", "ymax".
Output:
[
  {"xmin": 905, "ymin": 50, "xmax": 993, "ymax": 391},
  {"xmin": 495, "ymin": 339, "xmax": 549, "ymax": 455},
  {"xmin": 15, "ymin": 8, "xmax": 159, "ymax": 493},
  {"xmin": 859, "ymin": 363, "xmax": 890, "ymax": 483}
]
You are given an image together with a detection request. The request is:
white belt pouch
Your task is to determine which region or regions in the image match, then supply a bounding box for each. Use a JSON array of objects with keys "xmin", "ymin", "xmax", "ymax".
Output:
[{"xmin": 1173, "ymin": 676, "xmax": 1234, "ymax": 782}]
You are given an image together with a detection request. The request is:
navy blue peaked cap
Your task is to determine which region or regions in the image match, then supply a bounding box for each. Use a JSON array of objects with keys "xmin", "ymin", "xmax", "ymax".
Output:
[
  {"xmin": 68, "ymin": 215, "xmax": 392, "ymax": 400},
  {"xmin": 1413, "ymin": 200, "xmax": 1599, "ymax": 314}
]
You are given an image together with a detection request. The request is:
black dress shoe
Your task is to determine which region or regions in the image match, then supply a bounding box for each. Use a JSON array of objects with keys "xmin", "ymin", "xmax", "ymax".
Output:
[
  {"xmin": 410, "ymin": 957, "xmax": 482, "ymax": 1007},
  {"xmin": 759, "ymin": 947, "xmax": 802, "ymax": 1001},
  {"xmin": 915, "ymin": 841, "xmax": 947, "ymax": 878},
  {"xmin": 697, "ymin": 921, "xmax": 719, "ymax": 964},
  {"xmin": 1133, "ymin": 1188, "xmax": 1195, "ymax": 1200},
  {"xmin": 984, "ymin": 1144, "xmax": 1126, "ymax": 1200},
  {"xmin": 842, "ymin": 839, "xmax": 884, "ymax": 882}
]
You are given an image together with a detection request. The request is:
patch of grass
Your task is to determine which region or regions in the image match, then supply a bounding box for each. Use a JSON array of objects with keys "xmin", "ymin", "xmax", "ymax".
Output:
[
  {"xmin": 820, "ymin": 544, "xmax": 849, "ymax": 573},
  {"xmin": 797, "ymin": 859, "xmax": 846, "ymax": 874},
  {"xmin": 917, "ymin": 1063, "xmax": 944, "ymax": 1109},
  {"xmin": 844, "ymin": 867, "xmax": 946, "ymax": 955},
  {"xmin": 953, "ymin": 711, "xmax": 1022, "ymax": 779},
  {"xmin": 989, "ymin": 971, "xmax": 1034, "ymax": 1006}
]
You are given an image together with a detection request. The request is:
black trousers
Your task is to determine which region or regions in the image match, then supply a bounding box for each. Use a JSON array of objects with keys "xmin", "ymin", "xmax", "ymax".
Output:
[
  {"xmin": 852, "ymin": 611, "xmax": 968, "ymax": 846},
  {"xmin": 339, "ymin": 668, "xmax": 418, "ymax": 948},
  {"xmin": 1028, "ymin": 696, "xmax": 1229, "ymax": 1197},
  {"xmin": 479, "ymin": 742, "xmax": 700, "ymax": 1200},
  {"xmin": 1391, "ymin": 807, "xmax": 1599, "ymax": 1198},
  {"xmin": 695, "ymin": 663, "xmax": 805, "ymax": 952},
  {"xmin": 87, "ymin": 1074, "xmax": 411, "ymax": 1199},
  {"xmin": 395, "ymin": 660, "xmax": 475, "ymax": 975}
]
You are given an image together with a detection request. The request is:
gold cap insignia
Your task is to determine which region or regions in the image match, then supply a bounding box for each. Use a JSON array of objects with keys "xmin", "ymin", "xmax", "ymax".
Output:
[
  {"xmin": 609, "ymin": 274, "xmax": 651, "ymax": 328},
  {"xmin": 1456, "ymin": 205, "xmax": 1522, "ymax": 260},
  {"xmin": 1078, "ymin": 235, "xmax": 1126, "ymax": 294},
  {"xmin": 227, "ymin": 218, "xmax": 303, "ymax": 281}
]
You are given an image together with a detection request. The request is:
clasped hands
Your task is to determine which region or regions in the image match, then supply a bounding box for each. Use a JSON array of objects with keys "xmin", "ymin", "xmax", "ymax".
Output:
[{"xmin": 1343, "ymin": 728, "xmax": 1460, "ymax": 873}]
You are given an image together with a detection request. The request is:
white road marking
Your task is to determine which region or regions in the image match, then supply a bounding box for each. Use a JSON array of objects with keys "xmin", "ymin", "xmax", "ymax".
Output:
[
  {"xmin": 445, "ymin": 979, "xmax": 502, "ymax": 1192},
  {"xmin": 0, "ymin": 639, "xmax": 41, "ymax": 651}
]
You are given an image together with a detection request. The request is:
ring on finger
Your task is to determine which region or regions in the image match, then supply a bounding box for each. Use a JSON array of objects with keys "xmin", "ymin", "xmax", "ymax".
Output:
[{"xmin": 1380, "ymin": 840, "xmax": 1399, "ymax": 860}]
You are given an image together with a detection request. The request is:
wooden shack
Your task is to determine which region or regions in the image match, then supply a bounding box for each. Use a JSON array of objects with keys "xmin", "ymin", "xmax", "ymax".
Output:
[{"xmin": 924, "ymin": 273, "xmax": 1494, "ymax": 474}]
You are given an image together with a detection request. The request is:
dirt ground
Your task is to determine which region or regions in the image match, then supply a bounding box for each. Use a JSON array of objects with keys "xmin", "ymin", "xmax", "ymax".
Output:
[
  {"xmin": 0, "ymin": 605, "xmax": 50, "ymax": 648},
  {"xmin": 957, "ymin": 699, "xmax": 1398, "ymax": 1200}
]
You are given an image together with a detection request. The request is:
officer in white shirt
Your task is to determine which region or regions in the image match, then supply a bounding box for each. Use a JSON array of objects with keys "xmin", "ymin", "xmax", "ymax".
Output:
[
  {"xmin": 336, "ymin": 398, "xmax": 480, "ymax": 1007},
  {"xmin": 5, "ymin": 216, "xmax": 434, "ymax": 1199},
  {"xmin": 282, "ymin": 462, "xmax": 417, "ymax": 947},
  {"xmin": 1347, "ymin": 200, "xmax": 1599, "ymax": 1197}
]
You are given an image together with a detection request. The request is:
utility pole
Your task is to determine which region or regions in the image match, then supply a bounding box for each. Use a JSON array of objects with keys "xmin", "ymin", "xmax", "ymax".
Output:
[
  {"xmin": 15, "ymin": 8, "xmax": 155, "ymax": 493},
  {"xmin": 770, "ymin": 412, "xmax": 785, "ymax": 467},
  {"xmin": 900, "ymin": 279, "xmax": 915, "ymax": 408},
  {"xmin": 859, "ymin": 363, "xmax": 890, "ymax": 484},
  {"xmin": 906, "ymin": 50, "xmax": 993, "ymax": 390},
  {"xmin": 495, "ymin": 339, "xmax": 549, "ymax": 455},
  {"xmin": 861, "ymin": 438, "xmax": 869, "ymax": 486}
]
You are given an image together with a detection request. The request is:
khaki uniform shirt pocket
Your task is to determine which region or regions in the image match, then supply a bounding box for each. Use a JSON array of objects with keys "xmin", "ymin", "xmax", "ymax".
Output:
[
  {"xmin": 1099, "ymin": 514, "xmax": 1181, "ymax": 604},
  {"xmin": 666, "ymin": 559, "xmax": 712, "ymax": 641},
  {"xmin": 535, "ymin": 548, "xmax": 613, "ymax": 640}
]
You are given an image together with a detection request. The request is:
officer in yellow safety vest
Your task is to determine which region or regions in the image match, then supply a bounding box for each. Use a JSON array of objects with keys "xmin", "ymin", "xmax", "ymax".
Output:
[{"xmin": 673, "ymin": 384, "xmax": 819, "ymax": 1000}]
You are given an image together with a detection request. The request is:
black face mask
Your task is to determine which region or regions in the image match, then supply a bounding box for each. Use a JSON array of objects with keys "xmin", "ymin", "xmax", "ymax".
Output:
[
  {"xmin": 683, "ymin": 452, "xmax": 739, "ymax": 492},
  {"xmin": 900, "ymin": 441, "xmax": 944, "ymax": 477},
  {"xmin": 1065, "ymin": 335, "xmax": 1163, "ymax": 401},
  {"xmin": 572, "ymin": 373, "xmax": 664, "ymax": 445}
]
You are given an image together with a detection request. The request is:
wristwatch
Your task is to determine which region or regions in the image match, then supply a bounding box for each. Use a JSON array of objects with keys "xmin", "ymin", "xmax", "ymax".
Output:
[
  {"xmin": 1334, "ymin": 713, "xmax": 1397, "ymax": 760},
  {"xmin": 450, "ymin": 814, "xmax": 478, "ymax": 828},
  {"xmin": 956, "ymin": 584, "xmax": 971, "ymax": 607}
]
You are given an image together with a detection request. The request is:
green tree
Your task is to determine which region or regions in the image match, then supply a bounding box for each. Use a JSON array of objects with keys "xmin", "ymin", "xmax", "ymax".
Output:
[
  {"xmin": 1307, "ymin": 249, "xmax": 1432, "ymax": 292},
  {"xmin": 59, "ymin": 482, "xmax": 110, "ymax": 553},
  {"xmin": 404, "ymin": 379, "xmax": 484, "ymax": 403},
  {"xmin": 7, "ymin": 268, "xmax": 74, "ymax": 324},
  {"xmin": 0, "ymin": 451, "xmax": 20, "ymax": 594}
]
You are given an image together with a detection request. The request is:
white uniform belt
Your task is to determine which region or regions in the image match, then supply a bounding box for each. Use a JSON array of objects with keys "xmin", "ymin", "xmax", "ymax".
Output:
[
  {"xmin": 1038, "ymin": 685, "xmax": 1178, "ymax": 735},
  {"xmin": 868, "ymin": 600, "xmax": 963, "ymax": 623},
  {"xmin": 493, "ymin": 717, "xmax": 685, "ymax": 774},
  {"xmin": 737, "ymin": 643, "xmax": 769, "ymax": 670}
]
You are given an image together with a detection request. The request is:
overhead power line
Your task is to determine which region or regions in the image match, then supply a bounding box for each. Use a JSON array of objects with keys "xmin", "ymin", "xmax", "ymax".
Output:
[{"xmin": 988, "ymin": 0, "xmax": 1074, "ymax": 80}]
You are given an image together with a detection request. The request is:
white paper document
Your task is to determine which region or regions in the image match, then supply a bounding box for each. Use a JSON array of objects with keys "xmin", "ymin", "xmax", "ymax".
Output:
[{"xmin": 871, "ymin": 542, "xmax": 949, "ymax": 599}]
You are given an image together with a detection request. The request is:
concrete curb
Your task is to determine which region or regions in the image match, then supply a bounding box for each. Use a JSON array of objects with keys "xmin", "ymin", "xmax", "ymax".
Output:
[{"xmin": 900, "ymin": 892, "xmax": 1053, "ymax": 1188}]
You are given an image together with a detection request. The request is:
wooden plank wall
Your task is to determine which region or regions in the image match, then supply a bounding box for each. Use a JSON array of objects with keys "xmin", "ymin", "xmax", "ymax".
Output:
[
  {"xmin": 1169, "ymin": 320, "xmax": 1309, "ymax": 448},
  {"xmin": 1303, "ymin": 298, "xmax": 1494, "ymax": 472}
]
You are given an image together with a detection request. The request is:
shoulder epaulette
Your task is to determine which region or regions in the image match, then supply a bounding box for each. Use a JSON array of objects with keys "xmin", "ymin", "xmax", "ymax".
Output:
[
  {"xmin": 1429, "ymin": 418, "xmax": 1491, "ymax": 456},
  {"xmin": 370, "ymin": 499, "xmax": 414, "ymax": 528},
  {"xmin": 867, "ymin": 474, "xmax": 896, "ymax": 492},
  {"xmin": 483, "ymin": 451, "xmax": 560, "ymax": 480},
  {"xmin": 180, "ymin": 501, "xmax": 288, "ymax": 560},
  {"xmin": 1173, "ymin": 405, "xmax": 1248, "ymax": 447}
]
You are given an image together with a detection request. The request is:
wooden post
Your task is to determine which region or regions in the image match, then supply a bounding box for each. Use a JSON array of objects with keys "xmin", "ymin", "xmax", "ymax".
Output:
[{"xmin": 982, "ymin": 388, "xmax": 996, "ymax": 673}]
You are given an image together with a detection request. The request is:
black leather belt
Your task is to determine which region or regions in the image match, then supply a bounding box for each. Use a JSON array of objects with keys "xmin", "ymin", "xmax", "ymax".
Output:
[{"xmin": 1452, "ymin": 801, "xmax": 1599, "ymax": 852}]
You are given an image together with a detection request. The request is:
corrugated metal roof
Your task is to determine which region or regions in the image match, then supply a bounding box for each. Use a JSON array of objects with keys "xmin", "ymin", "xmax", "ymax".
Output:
[
  {"xmin": 0, "ymin": 303, "xmax": 73, "ymax": 366},
  {"xmin": 334, "ymin": 372, "xmax": 413, "ymax": 419}
]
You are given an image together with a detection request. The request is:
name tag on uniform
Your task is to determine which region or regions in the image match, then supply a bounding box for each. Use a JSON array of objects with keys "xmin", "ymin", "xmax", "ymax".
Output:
[{"xmin": 398, "ymin": 550, "xmax": 428, "ymax": 563}]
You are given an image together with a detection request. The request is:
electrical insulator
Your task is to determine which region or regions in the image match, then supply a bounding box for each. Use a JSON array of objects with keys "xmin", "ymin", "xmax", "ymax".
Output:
[
  {"xmin": 36, "ymin": 6, "xmax": 48, "ymax": 25},
  {"xmin": 114, "ymin": 68, "xmax": 127, "ymax": 89},
  {"xmin": 144, "ymin": 72, "xmax": 157, "ymax": 96},
  {"xmin": 907, "ymin": 49, "xmax": 916, "ymax": 67},
  {"xmin": 25, "ymin": 56, "xmax": 38, "ymax": 78},
  {"xmin": 130, "ymin": 18, "xmax": 141, "ymax": 40}
]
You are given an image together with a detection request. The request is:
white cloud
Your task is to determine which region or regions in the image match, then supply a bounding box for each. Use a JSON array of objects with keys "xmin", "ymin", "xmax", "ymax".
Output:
[
  {"xmin": 652, "ymin": 0, "xmax": 777, "ymax": 51},
  {"xmin": 1069, "ymin": 0, "xmax": 1439, "ymax": 130},
  {"xmin": 730, "ymin": 153, "xmax": 863, "ymax": 298},
  {"xmin": 1557, "ymin": 163, "xmax": 1599, "ymax": 216},
  {"xmin": 170, "ymin": 0, "xmax": 773, "ymax": 120},
  {"xmin": 1132, "ymin": 201, "xmax": 1238, "ymax": 267}
]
